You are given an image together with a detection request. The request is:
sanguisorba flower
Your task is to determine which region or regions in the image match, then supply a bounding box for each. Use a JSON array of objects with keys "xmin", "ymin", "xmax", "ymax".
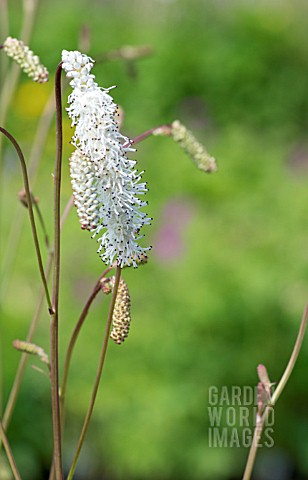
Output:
[
  {"xmin": 2, "ymin": 36, "xmax": 48, "ymax": 82},
  {"xmin": 62, "ymin": 50, "xmax": 151, "ymax": 268}
]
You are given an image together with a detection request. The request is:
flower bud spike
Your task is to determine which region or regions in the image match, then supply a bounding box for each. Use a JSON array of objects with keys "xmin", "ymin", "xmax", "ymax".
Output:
[
  {"xmin": 109, "ymin": 277, "xmax": 131, "ymax": 345},
  {"xmin": 13, "ymin": 340, "xmax": 49, "ymax": 367},
  {"xmin": 171, "ymin": 120, "xmax": 217, "ymax": 173},
  {"xmin": 18, "ymin": 189, "xmax": 39, "ymax": 208},
  {"xmin": 3, "ymin": 37, "xmax": 49, "ymax": 83}
]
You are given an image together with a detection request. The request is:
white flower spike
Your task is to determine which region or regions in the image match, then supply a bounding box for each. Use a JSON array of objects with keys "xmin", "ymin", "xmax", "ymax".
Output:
[
  {"xmin": 62, "ymin": 50, "xmax": 151, "ymax": 268},
  {"xmin": 3, "ymin": 37, "xmax": 48, "ymax": 83}
]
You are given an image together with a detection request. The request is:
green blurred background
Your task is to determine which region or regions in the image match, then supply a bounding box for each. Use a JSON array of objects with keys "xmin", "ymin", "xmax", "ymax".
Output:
[{"xmin": 1, "ymin": 0, "xmax": 308, "ymax": 478}]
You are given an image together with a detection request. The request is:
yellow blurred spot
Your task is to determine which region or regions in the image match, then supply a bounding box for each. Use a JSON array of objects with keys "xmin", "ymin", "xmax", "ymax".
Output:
[{"xmin": 13, "ymin": 81, "xmax": 52, "ymax": 118}]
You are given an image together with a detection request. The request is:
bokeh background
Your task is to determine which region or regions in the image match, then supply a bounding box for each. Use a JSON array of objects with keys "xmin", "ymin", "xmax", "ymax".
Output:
[{"xmin": 1, "ymin": 0, "xmax": 308, "ymax": 478}]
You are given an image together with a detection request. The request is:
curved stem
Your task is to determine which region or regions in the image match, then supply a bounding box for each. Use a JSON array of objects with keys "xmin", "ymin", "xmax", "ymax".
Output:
[
  {"xmin": 242, "ymin": 408, "xmax": 270, "ymax": 480},
  {"xmin": 0, "ymin": 0, "xmax": 9, "ymax": 83},
  {"xmin": 2, "ymin": 258, "xmax": 53, "ymax": 431},
  {"xmin": 123, "ymin": 124, "xmax": 172, "ymax": 149},
  {"xmin": 271, "ymin": 303, "xmax": 308, "ymax": 405},
  {"xmin": 49, "ymin": 62, "xmax": 63, "ymax": 480},
  {"xmin": 60, "ymin": 265, "xmax": 114, "ymax": 421},
  {"xmin": 1, "ymin": 196, "xmax": 73, "ymax": 452},
  {"xmin": 0, "ymin": 91, "xmax": 56, "ymax": 304},
  {"xmin": 242, "ymin": 303, "xmax": 308, "ymax": 480},
  {"xmin": 67, "ymin": 265, "xmax": 122, "ymax": 480},
  {"xmin": 34, "ymin": 197, "xmax": 50, "ymax": 250},
  {"xmin": 0, "ymin": 420, "xmax": 22, "ymax": 480},
  {"xmin": 0, "ymin": 127, "xmax": 52, "ymax": 309},
  {"xmin": 48, "ymin": 265, "xmax": 114, "ymax": 480},
  {"xmin": 0, "ymin": 0, "xmax": 39, "ymax": 134}
]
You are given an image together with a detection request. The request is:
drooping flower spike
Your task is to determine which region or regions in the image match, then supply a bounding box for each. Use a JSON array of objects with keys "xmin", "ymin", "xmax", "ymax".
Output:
[
  {"xmin": 62, "ymin": 50, "xmax": 151, "ymax": 268},
  {"xmin": 170, "ymin": 120, "xmax": 217, "ymax": 173},
  {"xmin": 2, "ymin": 37, "xmax": 49, "ymax": 83}
]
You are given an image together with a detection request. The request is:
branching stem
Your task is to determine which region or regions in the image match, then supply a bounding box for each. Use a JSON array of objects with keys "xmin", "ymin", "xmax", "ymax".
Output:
[
  {"xmin": 67, "ymin": 265, "xmax": 122, "ymax": 480},
  {"xmin": 60, "ymin": 265, "xmax": 115, "ymax": 425}
]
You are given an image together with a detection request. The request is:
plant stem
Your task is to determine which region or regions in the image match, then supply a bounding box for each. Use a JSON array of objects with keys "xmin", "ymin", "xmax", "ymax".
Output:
[
  {"xmin": 0, "ymin": 90, "xmax": 56, "ymax": 304},
  {"xmin": 67, "ymin": 265, "xmax": 122, "ymax": 480},
  {"xmin": 49, "ymin": 62, "xmax": 63, "ymax": 480},
  {"xmin": 34, "ymin": 198, "xmax": 50, "ymax": 249},
  {"xmin": 0, "ymin": 0, "xmax": 9, "ymax": 84},
  {"xmin": 0, "ymin": 420, "xmax": 22, "ymax": 480},
  {"xmin": 60, "ymin": 265, "xmax": 114, "ymax": 424},
  {"xmin": 242, "ymin": 303, "xmax": 308, "ymax": 480},
  {"xmin": 0, "ymin": 0, "xmax": 39, "ymax": 130},
  {"xmin": 0, "ymin": 197, "xmax": 73, "ymax": 452},
  {"xmin": 2, "ymin": 259, "xmax": 53, "ymax": 431},
  {"xmin": 271, "ymin": 303, "xmax": 308, "ymax": 405},
  {"xmin": 124, "ymin": 124, "xmax": 172, "ymax": 149},
  {"xmin": 48, "ymin": 265, "xmax": 114, "ymax": 480},
  {"xmin": 0, "ymin": 127, "xmax": 52, "ymax": 310}
]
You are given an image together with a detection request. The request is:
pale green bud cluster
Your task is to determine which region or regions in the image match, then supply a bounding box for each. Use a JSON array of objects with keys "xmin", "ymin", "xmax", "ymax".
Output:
[
  {"xmin": 171, "ymin": 120, "xmax": 217, "ymax": 173},
  {"xmin": 13, "ymin": 340, "xmax": 49, "ymax": 366},
  {"xmin": 3, "ymin": 36, "xmax": 48, "ymax": 83}
]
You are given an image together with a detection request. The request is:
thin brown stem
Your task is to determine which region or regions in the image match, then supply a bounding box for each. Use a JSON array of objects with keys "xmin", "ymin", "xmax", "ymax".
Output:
[
  {"xmin": 0, "ymin": 127, "xmax": 52, "ymax": 309},
  {"xmin": 0, "ymin": 420, "xmax": 22, "ymax": 480},
  {"xmin": 123, "ymin": 124, "xmax": 172, "ymax": 149},
  {"xmin": 0, "ymin": 0, "xmax": 39, "ymax": 131},
  {"xmin": 242, "ymin": 303, "xmax": 308, "ymax": 480},
  {"xmin": 47, "ymin": 265, "xmax": 114, "ymax": 480},
  {"xmin": 28, "ymin": 84, "xmax": 55, "ymax": 179},
  {"xmin": 60, "ymin": 265, "xmax": 115, "ymax": 422},
  {"xmin": 0, "ymin": 92, "xmax": 55, "ymax": 303},
  {"xmin": 3, "ymin": 259, "xmax": 52, "ymax": 431},
  {"xmin": 242, "ymin": 408, "xmax": 270, "ymax": 480},
  {"xmin": 49, "ymin": 62, "xmax": 64, "ymax": 480},
  {"xmin": 271, "ymin": 303, "xmax": 308, "ymax": 405},
  {"xmin": 67, "ymin": 265, "xmax": 122, "ymax": 480},
  {"xmin": 1, "ymin": 197, "xmax": 73, "ymax": 453},
  {"xmin": 0, "ymin": 0, "xmax": 9, "ymax": 83},
  {"xmin": 34, "ymin": 198, "xmax": 50, "ymax": 250},
  {"xmin": 60, "ymin": 196, "xmax": 74, "ymax": 230}
]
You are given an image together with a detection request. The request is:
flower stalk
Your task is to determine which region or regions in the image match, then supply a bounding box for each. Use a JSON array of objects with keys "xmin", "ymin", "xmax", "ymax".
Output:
[
  {"xmin": 49, "ymin": 61, "xmax": 64, "ymax": 480},
  {"xmin": 242, "ymin": 303, "xmax": 308, "ymax": 480},
  {"xmin": 67, "ymin": 265, "xmax": 122, "ymax": 480},
  {"xmin": 59, "ymin": 264, "xmax": 115, "ymax": 425},
  {"xmin": 0, "ymin": 127, "xmax": 52, "ymax": 310},
  {"xmin": 0, "ymin": 420, "xmax": 22, "ymax": 480}
]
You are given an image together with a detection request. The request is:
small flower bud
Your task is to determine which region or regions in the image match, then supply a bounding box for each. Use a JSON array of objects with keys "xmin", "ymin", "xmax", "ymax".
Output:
[
  {"xmin": 100, "ymin": 277, "xmax": 112, "ymax": 295},
  {"xmin": 18, "ymin": 189, "xmax": 38, "ymax": 208},
  {"xmin": 3, "ymin": 36, "xmax": 48, "ymax": 83},
  {"xmin": 109, "ymin": 277, "xmax": 131, "ymax": 345},
  {"xmin": 13, "ymin": 340, "xmax": 49, "ymax": 366},
  {"xmin": 257, "ymin": 364, "xmax": 274, "ymax": 399},
  {"xmin": 171, "ymin": 120, "xmax": 217, "ymax": 173}
]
